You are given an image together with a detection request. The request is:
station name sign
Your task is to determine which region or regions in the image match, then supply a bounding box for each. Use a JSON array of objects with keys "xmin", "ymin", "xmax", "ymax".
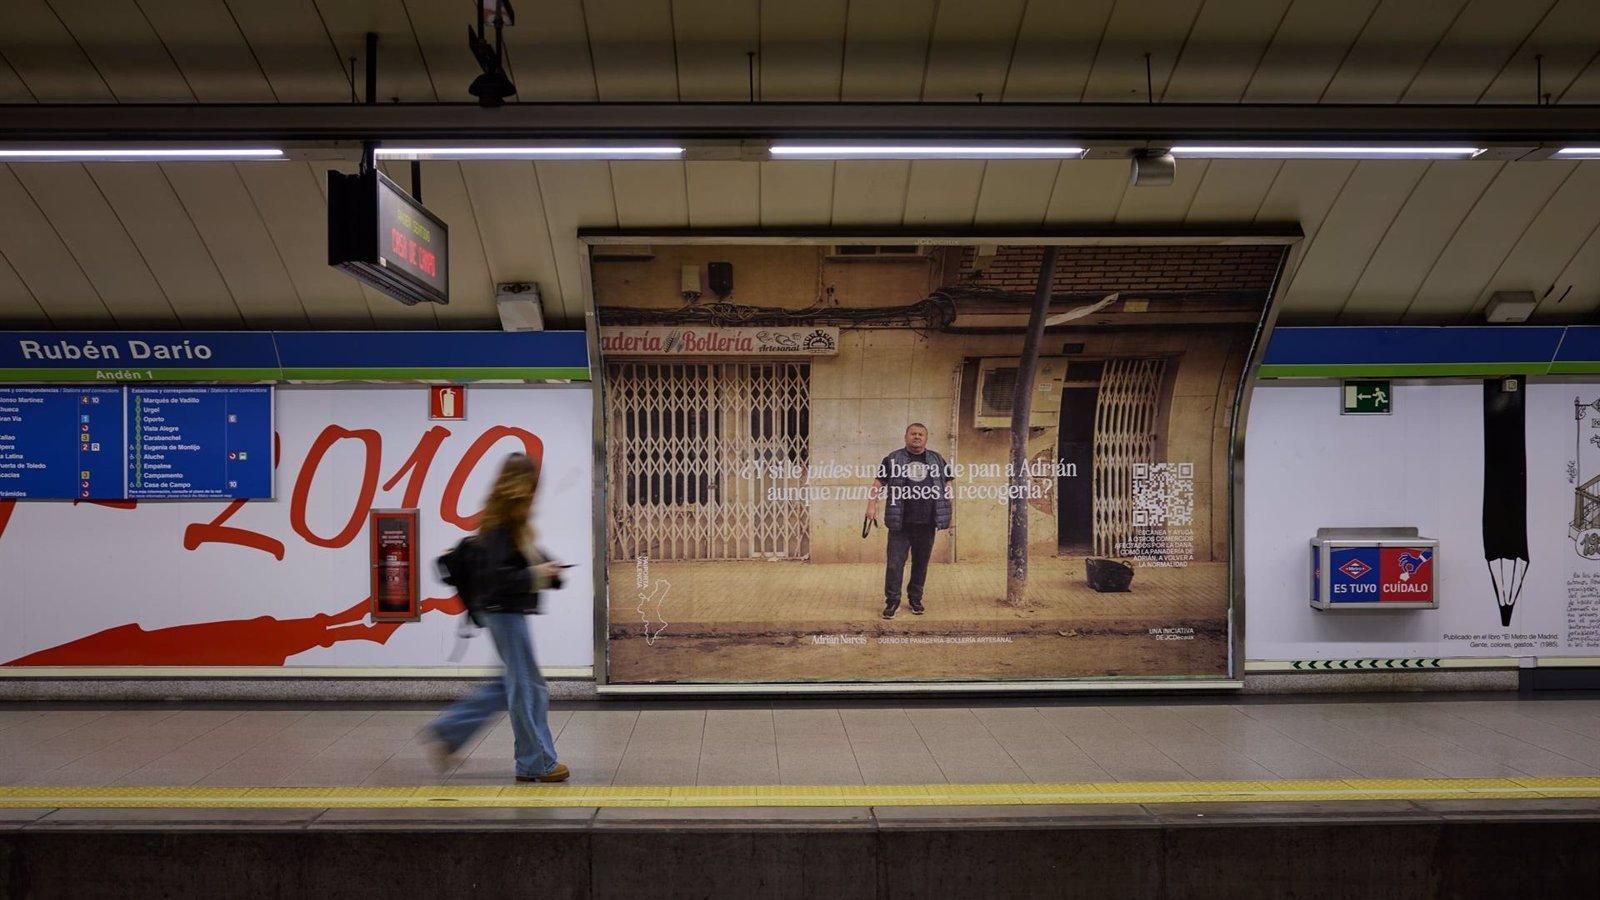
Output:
[
  {"xmin": 0, "ymin": 331, "xmax": 591, "ymax": 384},
  {"xmin": 0, "ymin": 332, "xmax": 280, "ymax": 382},
  {"xmin": 18, "ymin": 337, "xmax": 218, "ymax": 362}
]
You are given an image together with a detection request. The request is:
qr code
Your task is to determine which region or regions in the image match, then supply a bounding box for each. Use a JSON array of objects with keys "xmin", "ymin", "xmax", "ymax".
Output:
[{"xmin": 1132, "ymin": 462, "xmax": 1194, "ymax": 528}]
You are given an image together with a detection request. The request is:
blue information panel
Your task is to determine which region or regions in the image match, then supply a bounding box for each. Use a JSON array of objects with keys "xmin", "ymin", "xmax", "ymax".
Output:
[
  {"xmin": 126, "ymin": 387, "xmax": 274, "ymax": 500},
  {"xmin": 0, "ymin": 387, "xmax": 124, "ymax": 500}
]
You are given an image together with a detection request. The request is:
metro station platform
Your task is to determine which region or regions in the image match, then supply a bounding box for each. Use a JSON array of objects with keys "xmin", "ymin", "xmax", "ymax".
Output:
[{"xmin": 4, "ymin": 693, "xmax": 1600, "ymax": 897}]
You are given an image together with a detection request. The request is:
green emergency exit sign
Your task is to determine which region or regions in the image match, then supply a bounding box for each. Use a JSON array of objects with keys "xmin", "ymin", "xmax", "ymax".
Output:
[{"xmin": 1341, "ymin": 380, "xmax": 1391, "ymax": 415}]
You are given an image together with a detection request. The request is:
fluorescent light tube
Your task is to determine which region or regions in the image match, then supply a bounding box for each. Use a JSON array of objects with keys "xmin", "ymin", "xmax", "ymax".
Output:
[
  {"xmin": 1169, "ymin": 146, "xmax": 1484, "ymax": 159},
  {"xmin": 1554, "ymin": 148, "xmax": 1600, "ymax": 159},
  {"xmin": 769, "ymin": 144, "xmax": 1086, "ymax": 159},
  {"xmin": 0, "ymin": 148, "xmax": 285, "ymax": 161},
  {"xmin": 375, "ymin": 146, "xmax": 684, "ymax": 160}
]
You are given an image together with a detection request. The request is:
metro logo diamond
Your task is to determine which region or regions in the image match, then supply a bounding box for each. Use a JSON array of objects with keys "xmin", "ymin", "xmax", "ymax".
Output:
[
  {"xmin": 1329, "ymin": 547, "xmax": 1382, "ymax": 601},
  {"xmin": 1338, "ymin": 558, "xmax": 1371, "ymax": 580}
]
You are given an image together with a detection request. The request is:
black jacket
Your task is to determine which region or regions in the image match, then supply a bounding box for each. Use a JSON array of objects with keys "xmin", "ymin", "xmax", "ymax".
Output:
[{"xmin": 472, "ymin": 525, "xmax": 560, "ymax": 615}]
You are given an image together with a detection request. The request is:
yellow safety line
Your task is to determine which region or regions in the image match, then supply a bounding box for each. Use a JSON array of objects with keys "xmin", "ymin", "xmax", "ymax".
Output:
[{"xmin": 2, "ymin": 777, "xmax": 1600, "ymax": 809}]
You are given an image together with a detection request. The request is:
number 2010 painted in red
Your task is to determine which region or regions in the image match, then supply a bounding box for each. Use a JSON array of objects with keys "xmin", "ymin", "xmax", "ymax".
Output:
[{"xmin": 182, "ymin": 424, "xmax": 543, "ymax": 559}]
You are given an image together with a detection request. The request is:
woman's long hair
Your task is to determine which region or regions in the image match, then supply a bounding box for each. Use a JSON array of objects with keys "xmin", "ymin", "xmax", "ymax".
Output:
[{"xmin": 479, "ymin": 453, "xmax": 539, "ymax": 549}]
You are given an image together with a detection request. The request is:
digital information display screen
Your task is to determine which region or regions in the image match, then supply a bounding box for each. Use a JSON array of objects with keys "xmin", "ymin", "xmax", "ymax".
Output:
[
  {"xmin": 376, "ymin": 173, "xmax": 449, "ymax": 302},
  {"xmin": 329, "ymin": 169, "xmax": 450, "ymax": 306},
  {"xmin": 126, "ymin": 386, "xmax": 274, "ymax": 500},
  {"xmin": 0, "ymin": 386, "xmax": 125, "ymax": 500}
]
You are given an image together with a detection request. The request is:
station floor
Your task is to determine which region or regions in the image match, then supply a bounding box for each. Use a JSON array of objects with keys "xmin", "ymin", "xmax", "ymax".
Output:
[{"xmin": 4, "ymin": 693, "xmax": 1600, "ymax": 831}]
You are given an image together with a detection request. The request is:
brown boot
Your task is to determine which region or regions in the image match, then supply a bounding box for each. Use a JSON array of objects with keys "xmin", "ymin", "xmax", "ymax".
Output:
[{"xmin": 516, "ymin": 763, "xmax": 570, "ymax": 783}]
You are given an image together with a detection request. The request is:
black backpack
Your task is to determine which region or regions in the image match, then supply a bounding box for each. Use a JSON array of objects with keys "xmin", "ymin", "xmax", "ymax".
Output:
[{"xmin": 437, "ymin": 535, "xmax": 486, "ymax": 627}]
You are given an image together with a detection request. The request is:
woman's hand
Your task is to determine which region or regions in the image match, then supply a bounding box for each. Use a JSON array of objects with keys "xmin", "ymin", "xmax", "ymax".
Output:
[{"xmin": 535, "ymin": 561, "xmax": 564, "ymax": 579}]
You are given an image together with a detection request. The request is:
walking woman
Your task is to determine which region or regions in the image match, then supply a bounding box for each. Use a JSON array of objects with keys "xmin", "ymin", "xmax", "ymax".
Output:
[{"xmin": 428, "ymin": 452, "xmax": 570, "ymax": 782}]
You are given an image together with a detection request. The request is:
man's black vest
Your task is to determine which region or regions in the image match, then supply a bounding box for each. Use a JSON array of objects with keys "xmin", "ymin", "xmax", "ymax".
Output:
[{"xmin": 882, "ymin": 447, "xmax": 953, "ymax": 531}]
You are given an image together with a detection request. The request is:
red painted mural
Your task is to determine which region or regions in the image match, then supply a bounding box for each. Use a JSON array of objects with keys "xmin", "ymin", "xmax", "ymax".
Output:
[{"xmin": 2, "ymin": 415, "xmax": 549, "ymax": 667}]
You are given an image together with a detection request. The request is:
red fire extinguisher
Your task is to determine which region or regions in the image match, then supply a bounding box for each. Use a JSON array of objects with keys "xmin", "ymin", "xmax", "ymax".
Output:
[{"xmin": 379, "ymin": 543, "xmax": 410, "ymax": 611}]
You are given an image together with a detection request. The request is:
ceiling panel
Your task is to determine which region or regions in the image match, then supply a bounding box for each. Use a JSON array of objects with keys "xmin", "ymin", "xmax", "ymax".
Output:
[
  {"xmin": 757, "ymin": 0, "xmax": 847, "ymax": 101},
  {"xmin": 830, "ymin": 162, "xmax": 911, "ymax": 226},
  {"xmin": 1081, "ymin": 0, "xmax": 1206, "ymax": 103},
  {"xmin": 1485, "ymin": 162, "xmax": 1600, "ymax": 318},
  {"xmin": 1253, "ymin": 160, "xmax": 1358, "ymax": 246},
  {"xmin": 1336, "ymin": 162, "xmax": 1502, "ymax": 323},
  {"xmin": 312, "ymin": 0, "xmax": 436, "ymax": 102},
  {"xmin": 685, "ymin": 161, "xmax": 761, "ymax": 229},
  {"xmin": 86, "ymin": 164, "xmax": 244, "ymax": 327},
  {"xmin": 839, "ymin": 0, "xmax": 938, "ymax": 101},
  {"xmin": 400, "ymin": 0, "xmax": 487, "ymax": 103},
  {"xmin": 403, "ymin": 162, "xmax": 497, "ymax": 327},
  {"xmin": 1043, "ymin": 160, "xmax": 1130, "ymax": 224},
  {"xmin": 584, "ymin": 0, "xmax": 679, "ymax": 100},
  {"xmin": 10, "ymin": 165, "xmax": 177, "ymax": 326},
  {"xmin": 1114, "ymin": 160, "xmax": 1211, "ymax": 223},
  {"xmin": 1479, "ymin": 0, "xmax": 1600, "ymax": 104},
  {"xmin": 759, "ymin": 162, "xmax": 835, "ymax": 226},
  {"xmin": 227, "ymin": 0, "xmax": 351, "ymax": 101},
  {"xmin": 1002, "ymin": 0, "xmax": 1116, "ymax": 101},
  {"xmin": 137, "ymin": 0, "xmax": 275, "ymax": 101},
  {"xmin": 1243, "ymin": 0, "xmax": 1381, "ymax": 102},
  {"xmin": 672, "ymin": 0, "xmax": 761, "ymax": 101},
  {"xmin": 533, "ymin": 161, "xmax": 617, "ymax": 318},
  {"xmin": 161, "ymin": 164, "xmax": 309, "ymax": 327},
  {"xmin": 1560, "ymin": 53, "xmax": 1600, "ymax": 103},
  {"xmin": 0, "ymin": 253, "xmax": 46, "ymax": 325},
  {"xmin": 459, "ymin": 161, "xmax": 565, "ymax": 322},
  {"xmin": 48, "ymin": 0, "xmax": 192, "ymax": 101},
  {"xmin": 920, "ymin": 0, "xmax": 1028, "ymax": 102},
  {"xmin": 1280, "ymin": 161, "xmax": 1431, "ymax": 319},
  {"xmin": 1320, "ymin": 0, "xmax": 1468, "ymax": 102},
  {"xmin": 1545, "ymin": 216, "xmax": 1600, "ymax": 318},
  {"xmin": 1184, "ymin": 160, "xmax": 1283, "ymax": 221},
  {"xmin": 610, "ymin": 162, "xmax": 690, "ymax": 228},
  {"xmin": 0, "ymin": 167, "xmax": 112, "ymax": 325},
  {"xmin": 1401, "ymin": 161, "xmax": 1577, "ymax": 322},
  {"xmin": 234, "ymin": 163, "xmax": 374, "ymax": 329},
  {"xmin": 1163, "ymin": 0, "xmax": 1293, "ymax": 102},
  {"xmin": 501, "ymin": 0, "xmax": 598, "ymax": 101},
  {"xmin": 0, "ymin": 1, "xmax": 114, "ymax": 100},
  {"xmin": 900, "ymin": 161, "xmax": 985, "ymax": 226},
  {"xmin": 1401, "ymin": 0, "xmax": 1556, "ymax": 103},
  {"xmin": 973, "ymin": 160, "xmax": 1063, "ymax": 225},
  {"xmin": 0, "ymin": 54, "xmax": 35, "ymax": 101}
]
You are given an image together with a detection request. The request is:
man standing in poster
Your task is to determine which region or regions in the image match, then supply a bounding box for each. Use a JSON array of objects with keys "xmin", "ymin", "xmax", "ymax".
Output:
[{"xmin": 867, "ymin": 423, "xmax": 954, "ymax": 619}]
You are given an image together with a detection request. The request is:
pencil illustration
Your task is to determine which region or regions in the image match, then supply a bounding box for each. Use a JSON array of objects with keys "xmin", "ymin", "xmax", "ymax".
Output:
[{"xmin": 1483, "ymin": 377, "xmax": 1529, "ymax": 628}]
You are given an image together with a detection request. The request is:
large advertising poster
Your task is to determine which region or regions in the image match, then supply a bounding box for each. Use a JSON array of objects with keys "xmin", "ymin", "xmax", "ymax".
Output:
[
  {"xmin": 0, "ymin": 385, "xmax": 594, "ymax": 669},
  {"xmin": 593, "ymin": 240, "xmax": 1284, "ymax": 684},
  {"xmin": 1248, "ymin": 379, "xmax": 1600, "ymax": 662}
]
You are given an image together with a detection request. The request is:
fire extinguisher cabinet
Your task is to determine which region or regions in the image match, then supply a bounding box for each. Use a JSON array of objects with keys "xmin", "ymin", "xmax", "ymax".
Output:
[{"xmin": 1309, "ymin": 527, "xmax": 1439, "ymax": 611}]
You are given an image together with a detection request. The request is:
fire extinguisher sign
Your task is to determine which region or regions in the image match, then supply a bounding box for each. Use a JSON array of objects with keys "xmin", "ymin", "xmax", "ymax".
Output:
[
  {"xmin": 369, "ymin": 508, "xmax": 420, "ymax": 622},
  {"xmin": 430, "ymin": 385, "xmax": 465, "ymax": 420}
]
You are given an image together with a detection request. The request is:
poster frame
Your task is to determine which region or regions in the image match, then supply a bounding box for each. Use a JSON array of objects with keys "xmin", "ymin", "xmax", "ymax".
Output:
[{"xmin": 579, "ymin": 229, "xmax": 1300, "ymax": 694}]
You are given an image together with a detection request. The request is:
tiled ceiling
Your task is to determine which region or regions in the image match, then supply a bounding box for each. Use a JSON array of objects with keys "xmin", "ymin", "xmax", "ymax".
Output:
[{"xmin": 1, "ymin": 0, "xmax": 1598, "ymax": 329}]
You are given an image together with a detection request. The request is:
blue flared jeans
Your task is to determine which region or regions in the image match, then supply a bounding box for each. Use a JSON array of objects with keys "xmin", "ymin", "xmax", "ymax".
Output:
[{"xmin": 430, "ymin": 612, "xmax": 558, "ymax": 778}]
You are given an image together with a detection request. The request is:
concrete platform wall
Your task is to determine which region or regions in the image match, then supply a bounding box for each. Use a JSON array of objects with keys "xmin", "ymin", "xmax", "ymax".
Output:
[{"xmin": 4, "ymin": 821, "xmax": 1597, "ymax": 899}]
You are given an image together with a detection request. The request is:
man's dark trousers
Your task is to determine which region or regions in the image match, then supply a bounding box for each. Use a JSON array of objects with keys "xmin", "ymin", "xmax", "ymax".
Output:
[{"xmin": 885, "ymin": 524, "xmax": 937, "ymax": 612}]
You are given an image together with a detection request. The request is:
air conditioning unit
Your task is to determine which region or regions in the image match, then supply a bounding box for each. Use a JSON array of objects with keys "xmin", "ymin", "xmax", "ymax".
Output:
[
  {"xmin": 590, "ymin": 244, "xmax": 654, "ymax": 261},
  {"xmin": 826, "ymin": 244, "xmax": 934, "ymax": 261},
  {"xmin": 974, "ymin": 357, "xmax": 1068, "ymax": 429}
]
